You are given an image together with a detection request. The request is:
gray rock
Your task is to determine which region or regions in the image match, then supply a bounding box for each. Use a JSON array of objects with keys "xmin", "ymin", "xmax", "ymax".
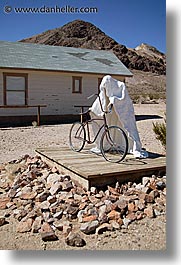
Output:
[
  {"xmin": 90, "ymin": 186, "xmax": 97, "ymax": 194},
  {"xmin": 98, "ymin": 205, "xmax": 107, "ymax": 218},
  {"xmin": 40, "ymin": 222, "xmax": 58, "ymax": 241},
  {"xmin": 142, "ymin": 177, "xmax": 150, "ymax": 187},
  {"xmin": 77, "ymin": 210, "xmax": 86, "ymax": 222},
  {"xmin": 46, "ymin": 173, "xmax": 61, "ymax": 186},
  {"xmin": 53, "ymin": 210, "xmax": 63, "ymax": 219},
  {"xmin": 36, "ymin": 191, "xmax": 50, "ymax": 202},
  {"xmin": 53, "ymin": 220, "xmax": 70, "ymax": 231},
  {"xmin": 31, "ymin": 216, "xmax": 42, "ymax": 233},
  {"xmin": 40, "ymin": 200, "xmax": 50, "ymax": 210},
  {"xmin": 42, "ymin": 211, "xmax": 51, "ymax": 222},
  {"xmin": 47, "ymin": 195, "xmax": 57, "ymax": 204},
  {"xmin": 110, "ymin": 220, "xmax": 121, "ymax": 230},
  {"xmin": 49, "ymin": 182, "xmax": 62, "ymax": 195},
  {"xmin": 122, "ymin": 217, "xmax": 131, "ymax": 228},
  {"xmin": 16, "ymin": 218, "xmax": 34, "ymax": 233},
  {"xmin": 95, "ymin": 223, "xmax": 112, "ymax": 234},
  {"xmin": 156, "ymin": 181, "xmax": 166, "ymax": 190},
  {"xmin": 73, "ymin": 194, "xmax": 82, "ymax": 201},
  {"xmin": 80, "ymin": 220, "xmax": 99, "ymax": 234},
  {"xmin": 66, "ymin": 205, "xmax": 79, "ymax": 219},
  {"xmin": 61, "ymin": 180, "xmax": 73, "ymax": 191},
  {"xmin": 65, "ymin": 232, "xmax": 86, "ymax": 247},
  {"xmin": 144, "ymin": 205, "xmax": 155, "ymax": 218},
  {"xmin": 63, "ymin": 224, "xmax": 72, "ymax": 236}
]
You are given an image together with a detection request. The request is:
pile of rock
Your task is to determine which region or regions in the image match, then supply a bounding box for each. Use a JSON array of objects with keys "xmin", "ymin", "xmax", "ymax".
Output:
[{"xmin": 0, "ymin": 155, "xmax": 166, "ymax": 247}]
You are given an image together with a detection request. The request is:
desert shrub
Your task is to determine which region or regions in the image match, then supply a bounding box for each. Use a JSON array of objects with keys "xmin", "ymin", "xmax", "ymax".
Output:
[
  {"xmin": 131, "ymin": 94, "xmax": 140, "ymax": 103},
  {"xmin": 153, "ymin": 118, "xmax": 166, "ymax": 149},
  {"xmin": 148, "ymin": 93, "xmax": 160, "ymax": 100}
]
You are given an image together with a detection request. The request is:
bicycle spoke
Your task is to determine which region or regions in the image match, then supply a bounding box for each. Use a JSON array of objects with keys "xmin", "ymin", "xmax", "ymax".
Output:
[
  {"xmin": 100, "ymin": 126, "xmax": 128, "ymax": 163},
  {"xmin": 69, "ymin": 122, "xmax": 86, "ymax": 152}
]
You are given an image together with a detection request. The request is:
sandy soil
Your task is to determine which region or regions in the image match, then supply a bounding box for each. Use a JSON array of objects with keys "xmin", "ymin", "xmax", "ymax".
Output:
[
  {"xmin": 0, "ymin": 103, "xmax": 166, "ymax": 164},
  {"xmin": 0, "ymin": 213, "xmax": 166, "ymax": 250},
  {"xmin": 0, "ymin": 103, "xmax": 166, "ymax": 250}
]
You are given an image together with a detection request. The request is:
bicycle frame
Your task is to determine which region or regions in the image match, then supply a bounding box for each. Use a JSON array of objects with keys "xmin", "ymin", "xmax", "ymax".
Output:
[
  {"xmin": 74, "ymin": 93, "xmax": 115, "ymax": 145},
  {"xmin": 83, "ymin": 117, "xmax": 107, "ymax": 144},
  {"xmin": 70, "ymin": 93, "xmax": 128, "ymax": 162}
]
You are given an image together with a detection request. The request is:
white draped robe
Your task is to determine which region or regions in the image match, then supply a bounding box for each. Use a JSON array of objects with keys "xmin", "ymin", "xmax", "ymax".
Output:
[{"xmin": 89, "ymin": 75, "xmax": 148, "ymax": 158}]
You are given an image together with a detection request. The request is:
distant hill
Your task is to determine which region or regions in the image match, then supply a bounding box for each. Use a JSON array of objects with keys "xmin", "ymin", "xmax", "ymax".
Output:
[
  {"xmin": 20, "ymin": 20, "xmax": 166, "ymax": 101},
  {"xmin": 20, "ymin": 19, "xmax": 166, "ymax": 75}
]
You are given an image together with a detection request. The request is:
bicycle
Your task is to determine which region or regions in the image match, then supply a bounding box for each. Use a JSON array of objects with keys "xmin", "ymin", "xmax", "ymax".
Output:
[{"xmin": 69, "ymin": 94, "xmax": 128, "ymax": 163}]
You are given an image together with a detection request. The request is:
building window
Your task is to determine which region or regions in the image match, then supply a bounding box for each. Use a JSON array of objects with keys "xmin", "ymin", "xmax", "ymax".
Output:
[
  {"xmin": 72, "ymin": 76, "xmax": 82, "ymax": 93},
  {"xmin": 3, "ymin": 73, "xmax": 28, "ymax": 105}
]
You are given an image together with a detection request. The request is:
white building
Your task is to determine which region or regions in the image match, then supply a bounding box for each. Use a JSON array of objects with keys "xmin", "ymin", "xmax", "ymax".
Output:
[{"xmin": 0, "ymin": 41, "xmax": 132, "ymax": 126}]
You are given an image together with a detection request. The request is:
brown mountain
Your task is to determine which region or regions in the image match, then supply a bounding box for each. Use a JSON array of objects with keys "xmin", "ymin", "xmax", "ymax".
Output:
[
  {"xmin": 20, "ymin": 20, "xmax": 166, "ymax": 100},
  {"xmin": 20, "ymin": 19, "xmax": 166, "ymax": 75}
]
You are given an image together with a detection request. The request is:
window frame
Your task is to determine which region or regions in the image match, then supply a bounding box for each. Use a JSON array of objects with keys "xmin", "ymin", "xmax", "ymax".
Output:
[
  {"xmin": 72, "ymin": 76, "xmax": 82, "ymax": 94},
  {"xmin": 3, "ymin": 73, "xmax": 28, "ymax": 105}
]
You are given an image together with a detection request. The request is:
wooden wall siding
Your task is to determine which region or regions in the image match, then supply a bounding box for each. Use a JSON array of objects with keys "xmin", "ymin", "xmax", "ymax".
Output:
[{"xmin": 0, "ymin": 69, "xmax": 125, "ymax": 117}]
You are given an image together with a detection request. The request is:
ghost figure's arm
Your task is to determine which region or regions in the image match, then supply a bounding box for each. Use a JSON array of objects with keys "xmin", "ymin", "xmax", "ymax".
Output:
[{"xmin": 108, "ymin": 84, "xmax": 126, "ymax": 105}]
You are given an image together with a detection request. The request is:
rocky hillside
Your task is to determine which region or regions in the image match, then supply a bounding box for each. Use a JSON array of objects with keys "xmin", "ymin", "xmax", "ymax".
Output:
[{"xmin": 20, "ymin": 20, "xmax": 166, "ymax": 75}]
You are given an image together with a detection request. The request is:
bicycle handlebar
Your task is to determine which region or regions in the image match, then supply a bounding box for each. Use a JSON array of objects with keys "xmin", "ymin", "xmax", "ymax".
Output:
[
  {"xmin": 87, "ymin": 93, "xmax": 98, "ymax": 100},
  {"xmin": 87, "ymin": 93, "xmax": 113, "ymax": 114}
]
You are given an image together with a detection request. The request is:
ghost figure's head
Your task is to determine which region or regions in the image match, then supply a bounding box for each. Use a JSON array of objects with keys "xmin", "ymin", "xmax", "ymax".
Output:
[{"xmin": 100, "ymin": 75, "xmax": 112, "ymax": 92}]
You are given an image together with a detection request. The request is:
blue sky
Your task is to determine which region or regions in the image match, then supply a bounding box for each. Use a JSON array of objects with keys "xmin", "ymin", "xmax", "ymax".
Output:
[{"xmin": 0, "ymin": 0, "xmax": 166, "ymax": 52}]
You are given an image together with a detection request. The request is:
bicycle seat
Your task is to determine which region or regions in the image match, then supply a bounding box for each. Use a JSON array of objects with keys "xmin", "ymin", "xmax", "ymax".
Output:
[{"xmin": 80, "ymin": 109, "xmax": 91, "ymax": 122}]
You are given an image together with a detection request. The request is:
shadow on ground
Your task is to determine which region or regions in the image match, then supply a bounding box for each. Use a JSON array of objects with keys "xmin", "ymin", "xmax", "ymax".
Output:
[{"xmin": 135, "ymin": 114, "xmax": 163, "ymax": 121}]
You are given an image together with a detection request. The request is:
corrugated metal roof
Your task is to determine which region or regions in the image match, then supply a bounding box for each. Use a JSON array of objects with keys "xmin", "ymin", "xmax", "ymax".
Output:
[{"xmin": 0, "ymin": 41, "xmax": 133, "ymax": 76}]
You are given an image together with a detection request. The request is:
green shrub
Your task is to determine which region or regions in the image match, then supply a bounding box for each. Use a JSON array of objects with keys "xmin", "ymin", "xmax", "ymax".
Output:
[{"xmin": 153, "ymin": 119, "xmax": 166, "ymax": 149}]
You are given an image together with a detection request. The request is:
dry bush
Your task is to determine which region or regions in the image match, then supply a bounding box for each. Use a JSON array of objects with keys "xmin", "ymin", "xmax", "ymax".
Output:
[{"xmin": 153, "ymin": 117, "xmax": 166, "ymax": 149}]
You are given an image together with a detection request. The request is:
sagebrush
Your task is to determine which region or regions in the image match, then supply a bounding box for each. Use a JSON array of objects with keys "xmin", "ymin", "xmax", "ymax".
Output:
[{"xmin": 153, "ymin": 118, "xmax": 166, "ymax": 149}]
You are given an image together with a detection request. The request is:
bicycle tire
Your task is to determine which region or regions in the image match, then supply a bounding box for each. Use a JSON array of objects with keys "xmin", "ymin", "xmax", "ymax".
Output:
[
  {"xmin": 69, "ymin": 122, "xmax": 86, "ymax": 152},
  {"xmin": 100, "ymin": 125, "xmax": 128, "ymax": 163}
]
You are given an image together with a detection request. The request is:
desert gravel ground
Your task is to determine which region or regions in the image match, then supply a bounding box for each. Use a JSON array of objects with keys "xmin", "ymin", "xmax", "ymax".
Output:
[
  {"xmin": 0, "ymin": 103, "xmax": 166, "ymax": 164},
  {"xmin": 0, "ymin": 103, "xmax": 166, "ymax": 250}
]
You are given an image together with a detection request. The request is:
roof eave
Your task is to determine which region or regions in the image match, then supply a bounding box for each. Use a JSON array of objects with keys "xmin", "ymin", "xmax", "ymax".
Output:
[{"xmin": 0, "ymin": 66, "xmax": 133, "ymax": 77}]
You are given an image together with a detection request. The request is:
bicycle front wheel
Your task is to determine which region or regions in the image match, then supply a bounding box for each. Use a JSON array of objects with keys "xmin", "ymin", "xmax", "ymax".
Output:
[
  {"xmin": 69, "ymin": 122, "xmax": 86, "ymax": 152},
  {"xmin": 100, "ymin": 126, "xmax": 128, "ymax": 163}
]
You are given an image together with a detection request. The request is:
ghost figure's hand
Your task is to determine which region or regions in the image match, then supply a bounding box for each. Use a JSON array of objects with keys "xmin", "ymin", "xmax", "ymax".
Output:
[{"xmin": 106, "ymin": 103, "xmax": 113, "ymax": 114}]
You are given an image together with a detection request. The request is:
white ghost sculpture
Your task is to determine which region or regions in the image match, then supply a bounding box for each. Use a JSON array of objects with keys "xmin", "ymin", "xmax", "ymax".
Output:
[{"xmin": 89, "ymin": 75, "xmax": 148, "ymax": 158}]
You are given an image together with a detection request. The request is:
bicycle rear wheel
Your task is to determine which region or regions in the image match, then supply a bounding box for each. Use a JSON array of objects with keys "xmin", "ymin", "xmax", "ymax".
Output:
[
  {"xmin": 100, "ymin": 126, "xmax": 128, "ymax": 163},
  {"xmin": 69, "ymin": 122, "xmax": 86, "ymax": 152}
]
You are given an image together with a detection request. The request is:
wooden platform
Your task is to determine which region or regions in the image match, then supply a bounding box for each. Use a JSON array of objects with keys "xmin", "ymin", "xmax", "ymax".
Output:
[{"xmin": 36, "ymin": 147, "xmax": 166, "ymax": 190}]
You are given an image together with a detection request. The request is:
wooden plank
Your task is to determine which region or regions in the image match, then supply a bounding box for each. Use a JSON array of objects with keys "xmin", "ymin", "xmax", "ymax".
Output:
[
  {"xmin": 36, "ymin": 147, "xmax": 166, "ymax": 189},
  {"xmin": 37, "ymin": 148, "xmax": 135, "ymax": 165},
  {"xmin": 72, "ymin": 162, "xmax": 166, "ymax": 179},
  {"xmin": 37, "ymin": 148, "xmax": 107, "ymax": 163},
  {"xmin": 37, "ymin": 147, "xmax": 166, "ymax": 164},
  {"xmin": 57, "ymin": 157, "xmax": 106, "ymax": 166},
  {"xmin": 36, "ymin": 148, "xmax": 166, "ymax": 175},
  {"xmin": 39, "ymin": 152, "xmax": 104, "ymax": 163}
]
